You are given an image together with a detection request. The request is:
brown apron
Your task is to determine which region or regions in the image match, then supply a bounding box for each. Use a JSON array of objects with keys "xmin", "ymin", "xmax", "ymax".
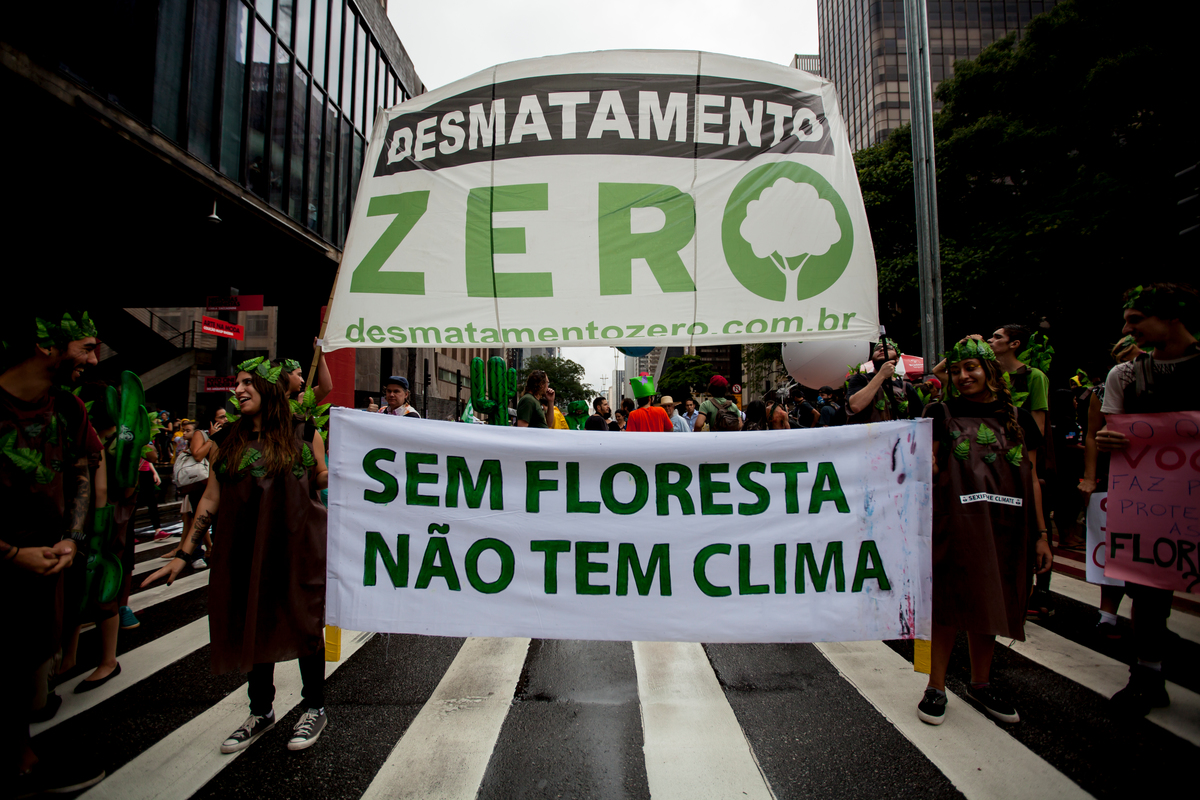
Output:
[
  {"xmin": 932, "ymin": 405, "xmax": 1039, "ymax": 639},
  {"xmin": 207, "ymin": 434, "xmax": 327, "ymax": 674}
]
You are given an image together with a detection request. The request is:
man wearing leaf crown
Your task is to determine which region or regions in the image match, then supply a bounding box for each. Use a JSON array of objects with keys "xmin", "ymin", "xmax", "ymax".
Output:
[{"xmin": 0, "ymin": 310, "xmax": 105, "ymax": 795}]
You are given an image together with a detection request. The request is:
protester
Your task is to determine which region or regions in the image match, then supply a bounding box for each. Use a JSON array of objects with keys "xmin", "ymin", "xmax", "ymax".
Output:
[
  {"xmin": 742, "ymin": 400, "xmax": 769, "ymax": 431},
  {"xmin": 283, "ymin": 343, "xmax": 333, "ymax": 404},
  {"xmin": 137, "ymin": 456, "xmax": 168, "ymax": 541},
  {"xmin": 1095, "ymin": 282, "xmax": 1199, "ymax": 716},
  {"xmin": 1, "ymin": 310, "xmax": 105, "ymax": 794},
  {"xmin": 613, "ymin": 410, "xmax": 626, "ymax": 431},
  {"xmin": 585, "ymin": 396, "xmax": 614, "ymax": 431},
  {"xmin": 565, "ymin": 400, "xmax": 590, "ymax": 430},
  {"xmin": 624, "ymin": 376, "xmax": 672, "ymax": 432},
  {"xmin": 168, "ymin": 419, "xmax": 211, "ymax": 566},
  {"xmin": 377, "ymin": 376, "xmax": 421, "ymax": 418},
  {"xmin": 142, "ymin": 356, "xmax": 330, "ymax": 752},
  {"xmin": 516, "ymin": 370, "xmax": 549, "ymax": 428},
  {"xmin": 815, "ymin": 386, "xmax": 841, "ymax": 427},
  {"xmin": 681, "ymin": 398, "xmax": 698, "ymax": 430},
  {"xmin": 693, "ymin": 376, "xmax": 741, "ymax": 431},
  {"xmin": 546, "ymin": 386, "xmax": 570, "ymax": 429},
  {"xmin": 788, "ymin": 385, "xmax": 819, "ymax": 428},
  {"xmin": 846, "ymin": 340, "xmax": 922, "ymax": 424},
  {"xmin": 917, "ymin": 337, "xmax": 1051, "ymax": 727},
  {"xmin": 660, "ymin": 396, "xmax": 690, "ymax": 433},
  {"xmin": 1078, "ymin": 335, "xmax": 1142, "ymax": 638}
]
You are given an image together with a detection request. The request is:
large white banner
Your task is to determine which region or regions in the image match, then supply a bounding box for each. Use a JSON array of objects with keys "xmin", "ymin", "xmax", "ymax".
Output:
[
  {"xmin": 321, "ymin": 50, "xmax": 878, "ymax": 351},
  {"xmin": 326, "ymin": 409, "xmax": 932, "ymax": 643}
]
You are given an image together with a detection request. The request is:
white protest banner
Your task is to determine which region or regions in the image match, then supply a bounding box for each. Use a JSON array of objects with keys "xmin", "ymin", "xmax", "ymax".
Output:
[
  {"xmin": 1085, "ymin": 493, "xmax": 1123, "ymax": 587},
  {"xmin": 326, "ymin": 409, "xmax": 931, "ymax": 643},
  {"xmin": 321, "ymin": 51, "xmax": 878, "ymax": 352}
]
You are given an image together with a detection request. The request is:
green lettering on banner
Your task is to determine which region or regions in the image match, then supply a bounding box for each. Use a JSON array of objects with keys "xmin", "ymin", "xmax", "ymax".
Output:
[
  {"xmin": 446, "ymin": 456, "xmax": 503, "ymax": 510},
  {"xmin": 406, "ymin": 452, "xmax": 439, "ymax": 507},
  {"xmin": 771, "ymin": 462, "xmax": 809, "ymax": 514},
  {"xmin": 531, "ymin": 540, "xmax": 570, "ymax": 594},
  {"xmin": 601, "ymin": 463, "xmax": 649, "ymax": 514},
  {"xmin": 774, "ymin": 543, "xmax": 786, "ymax": 593},
  {"xmin": 526, "ymin": 461, "xmax": 559, "ymax": 512},
  {"xmin": 597, "ymin": 183, "xmax": 697, "ymax": 295},
  {"xmin": 363, "ymin": 532, "xmax": 408, "ymax": 587},
  {"xmin": 694, "ymin": 543, "xmax": 732, "ymax": 597},
  {"xmin": 810, "ymin": 462, "xmax": 850, "ymax": 513},
  {"xmin": 363, "ymin": 448, "xmax": 399, "ymax": 504},
  {"xmin": 576, "ymin": 541, "xmax": 610, "ymax": 595},
  {"xmin": 737, "ymin": 463, "xmax": 770, "ymax": 515},
  {"xmin": 738, "ymin": 544, "xmax": 768, "ymax": 595},
  {"xmin": 566, "ymin": 462, "xmax": 601, "ymax": 513},
  {"xmin": 852, "ymin": 540, "xmax": 892, "ymax": 592},
  {"xmin": 795, "ymin": 542, "xmax": 845, "ymax": 592},
  {"xmin": 617, "ymin": 543, "xmax": 672, "ymax": 596},
  {"xmin": 655, "ymin": 463, "xmax": 694, "ymax": 515},
  {"xmin": 349, "ymin": 193, "xmax": 429, "ymax": 295},
  {"xmin": 415, "ymin": 537, "xmax": 461, "ymax": 591},
  {"xmin": 465, "ymin": 184, "xmax": 553, "ymax": 298},
  {"xmin": 699, "ymin": 463, "xmax": 733, "ymax": 516},
  {"xmin": 465, "ymin": 538, "xmax": 516, "ymax": 594}
]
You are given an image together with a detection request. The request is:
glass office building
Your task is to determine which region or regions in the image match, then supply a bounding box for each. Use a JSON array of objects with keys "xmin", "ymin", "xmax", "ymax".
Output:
[
  {"xmin": 4, "ymin": 0, "xmax": 422, "ymax": 248},
  {"xmin": 817, "ymin": 1, "xmax": 1060, "ymax": 150}
]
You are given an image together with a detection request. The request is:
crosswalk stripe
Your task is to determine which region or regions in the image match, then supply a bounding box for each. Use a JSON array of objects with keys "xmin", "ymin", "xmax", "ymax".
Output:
[
  {"xmin": 633, "ymin": 641, "xmax": 776, "ymax": 800},
  {"xmin": 360, "ymin": 636, "xmax": 529, "ymax": 800},
  {"xmin": 32, "ymin": 618, "xmax": 210, "ymax": 736},
  {"xmin": 79, "ymin": 630, "xmax": 374, "ymax": 800},
  {"xmin": 135, "ymin": 534, "xmax": 181, "ymax": 554},
  {"xmin": 130, "ymin": 571, "xmax": 209, "ymax": 611},
  {"xmin": 816, "ymin": 640, "xmax": 1094, "ymax": 800},
  {"xmin": 1017, "ymin": 622, "xmax": 1200, "ymax": 746},
  {"xmin": 1049, "ymin": 572, "xmax": 1200, "ymax": 645}
]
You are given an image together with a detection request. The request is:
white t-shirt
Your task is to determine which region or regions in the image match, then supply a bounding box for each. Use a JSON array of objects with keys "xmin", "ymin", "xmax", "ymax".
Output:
[{"xmin": 1100, "ymin": 353, "xmax": 1200, "ymax": 415}]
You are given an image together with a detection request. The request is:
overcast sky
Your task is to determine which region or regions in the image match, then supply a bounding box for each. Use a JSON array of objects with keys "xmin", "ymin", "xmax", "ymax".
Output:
[{"xmin": 384, "ymin": 0, "xmax": 821, "ymax": 392}]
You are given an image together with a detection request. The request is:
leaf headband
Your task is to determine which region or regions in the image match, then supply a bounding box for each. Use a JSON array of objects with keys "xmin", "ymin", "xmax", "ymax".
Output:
[
  {"xmin": 35, "ymin": 312, "xmax": 98, "ymax": 348},
  {"xmin": 237, "ymin": 357, "xmax": 283, "ymax": 385},
  {"xmin": 283, "ymin": 358, "xmax": 301, "ymax": 373},
  {"xmin": 948, "ymin": 338, "xmax": 996, "ymax": 363}
]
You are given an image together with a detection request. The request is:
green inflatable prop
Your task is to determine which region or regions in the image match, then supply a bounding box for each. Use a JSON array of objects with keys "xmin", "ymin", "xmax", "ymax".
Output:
[
  {"xmin": 469, "ymin": 356, "xmax": 517, "ymax": 426},
  {"xmin": 114, "ymin": 371, "xmax": 150, "ymax": 489},
  {"xmin": 80, "ymin": 504, "xmax": 123, "ymax": 611}
]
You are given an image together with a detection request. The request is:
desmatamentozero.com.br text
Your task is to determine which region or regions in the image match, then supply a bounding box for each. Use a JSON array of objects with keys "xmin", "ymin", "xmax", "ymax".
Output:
[{"xmin": 343, "ymin": 308, "xmax": 859, "ymax": 345}]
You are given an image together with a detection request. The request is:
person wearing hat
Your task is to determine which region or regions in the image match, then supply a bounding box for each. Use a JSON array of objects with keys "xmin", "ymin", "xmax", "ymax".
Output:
[
  {"xmin": 379, "ymin": 376, "xmax": 420, "ymax": 418},
  {"xmin": 660, "ymin": 395, "xmax": 690, "ymax": 433},
  {"xmin": 624, "ymin": 376, "xmax": 673, "ymax": 432},
  {"xmin": 564, "ymin": 400, "xmax": 590, "ymax": 430},
  {"xmin": 693, "ymin": 376, "xmax": 742, "ymax": 431}
]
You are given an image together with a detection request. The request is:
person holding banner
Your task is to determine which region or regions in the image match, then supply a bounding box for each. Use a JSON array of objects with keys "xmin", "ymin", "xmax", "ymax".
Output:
[
  {"xmin": 917, "ymin": 337, "xmax": 1051, "ymax": 726},
  {"xmin": 846, "ymin": 340, "xmax": 922, "ymax": 425},
  {"xmin": 1095, "ymin": 282, "xmax": 1199, "ymax": 716},
  {"xmin": 142, "ymin": 357, "xmax": 331, "ymax": 752},
  {"xmin": 516, "ymin": 370, "xmax": 549, "ymax": 429}
]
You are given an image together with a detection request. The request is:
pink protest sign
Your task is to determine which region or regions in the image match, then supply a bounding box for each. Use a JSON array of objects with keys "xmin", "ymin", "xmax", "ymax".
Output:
[{"xmin": 1105, "ymin": 411, "xmax": 1200, "ymax": 593}]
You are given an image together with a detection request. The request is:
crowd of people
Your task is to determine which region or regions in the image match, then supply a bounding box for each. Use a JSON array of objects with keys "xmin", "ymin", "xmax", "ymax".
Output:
[{"xmin": 3, "ymin": 281, "xmax": 1195, "ymax": 793}]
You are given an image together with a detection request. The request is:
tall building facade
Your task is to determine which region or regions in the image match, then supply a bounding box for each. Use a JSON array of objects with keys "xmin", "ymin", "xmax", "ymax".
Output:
[{"xmin": 817, "ymin": 1, "xmax": 1061, "ymax": 150}]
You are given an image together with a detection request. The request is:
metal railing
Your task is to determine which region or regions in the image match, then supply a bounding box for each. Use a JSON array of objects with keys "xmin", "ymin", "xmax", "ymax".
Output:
[{"xmin": 123, "ymin": 309, "xmax": 221, "ymax": 350}]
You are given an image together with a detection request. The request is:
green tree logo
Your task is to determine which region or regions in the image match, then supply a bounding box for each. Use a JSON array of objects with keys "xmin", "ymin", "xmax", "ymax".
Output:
[{"xmin": 721, "ymin": 162, "xmax": 854, "ymax": 301}]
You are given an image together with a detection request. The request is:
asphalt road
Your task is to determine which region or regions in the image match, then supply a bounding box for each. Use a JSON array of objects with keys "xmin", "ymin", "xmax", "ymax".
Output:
[{"xmin": 30, "ymin": 511, "xmax": 1200, "ymax": 800}]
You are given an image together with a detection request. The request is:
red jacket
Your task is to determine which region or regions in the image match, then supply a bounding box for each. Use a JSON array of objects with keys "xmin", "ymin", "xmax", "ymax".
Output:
[{"xmin": 625, "ymin": 406, "xmax": 673, "ymax": 432}]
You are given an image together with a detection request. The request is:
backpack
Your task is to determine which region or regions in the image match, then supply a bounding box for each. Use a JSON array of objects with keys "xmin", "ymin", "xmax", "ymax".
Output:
[{"xmin": 711, "ymin": 398, "xmax": 741, "ymax": 432}]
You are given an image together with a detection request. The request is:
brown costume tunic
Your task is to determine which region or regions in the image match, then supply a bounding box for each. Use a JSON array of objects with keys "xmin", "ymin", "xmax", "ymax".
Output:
[
  {"xmin": 207, "ymin": 425, "xmax": 326, "ymax": 674},
  {"xmin": 925, "ymin": 398, "xmax": 1043, "ymax": 640}
]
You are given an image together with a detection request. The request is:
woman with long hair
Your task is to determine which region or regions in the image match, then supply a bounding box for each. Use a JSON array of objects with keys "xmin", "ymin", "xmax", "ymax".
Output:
[
  {"xmin": 916, "ymin": 337, "xmax": 1052, "ymax": 727},
  {"xmin": 143, "ymin": 358, "xmax": 329, "ymax": 753}
]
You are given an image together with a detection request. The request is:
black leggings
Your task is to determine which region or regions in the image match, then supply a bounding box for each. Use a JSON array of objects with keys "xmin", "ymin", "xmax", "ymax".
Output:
[
  {"xmin": 1126, "ymin": 581, "xmax": 1174, "ymax": 664},
  {"xmin": 247, "ymin": 652, "xmax": 326, "ymax": 716}
]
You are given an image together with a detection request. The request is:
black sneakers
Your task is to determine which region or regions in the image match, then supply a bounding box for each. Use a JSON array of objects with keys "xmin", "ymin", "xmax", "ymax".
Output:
[
  {"xmin": 917, "ymin": 687, "xmax": 947, "ymax": 725},
  {"xmin": 966, "ymin": 684, "xmax": 1020, "ymax": 723},
  {"xmin": 1110, "ymin": 665, "xmax": 1170, "ymax": 717},
  {"xmin": 287, "ymin": 708, "xmax": 329, "ymax": 751},
  {"xmin": 221, "ymin": 710, "xmax": 276, "ymax": 753}
]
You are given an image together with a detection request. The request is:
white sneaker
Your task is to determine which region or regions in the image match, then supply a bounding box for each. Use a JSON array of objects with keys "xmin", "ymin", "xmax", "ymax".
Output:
[{"xmin": 192, "ymin": 557, "xmax": 208, "ymax": 570}]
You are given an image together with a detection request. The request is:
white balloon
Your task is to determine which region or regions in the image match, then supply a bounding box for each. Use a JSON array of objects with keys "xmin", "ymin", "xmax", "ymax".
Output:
[{"xmin": 781, "ymin": 340, "xmax": 874, "ymax": 389}]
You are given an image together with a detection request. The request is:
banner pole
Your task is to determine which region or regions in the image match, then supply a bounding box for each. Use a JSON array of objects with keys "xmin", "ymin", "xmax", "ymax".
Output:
[{"xmin": 309, "ymin": 254, "xmax": 344, "ymax": 389}]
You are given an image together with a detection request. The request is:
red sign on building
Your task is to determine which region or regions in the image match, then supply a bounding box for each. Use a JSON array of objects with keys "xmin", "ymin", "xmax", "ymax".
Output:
[
  {"xmin": 206, "ymin": 295, "xmax": 264, "ymax": 312},
  {"xmin": 202, "ymin": 376, "xmax": 239, "ymax": 393},
  {"xmin": 201, "ymin": 316, "xmax": 245, "ymax": 340}
]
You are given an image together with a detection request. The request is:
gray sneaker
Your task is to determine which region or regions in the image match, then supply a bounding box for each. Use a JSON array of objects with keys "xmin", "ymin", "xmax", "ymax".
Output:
[
  {"xmin": 287, "ymin": 707, "xmax": 328, "ymax": 751},
  {"xmin": 220, "ymin": 710, "xmax": 275, "ymax": 753}
]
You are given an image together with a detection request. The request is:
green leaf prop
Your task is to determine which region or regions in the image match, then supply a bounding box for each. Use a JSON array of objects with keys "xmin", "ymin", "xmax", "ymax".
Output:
[
  {"xmin": 1017, "ymin": 332, "xmax": 1054, "ymax": 375},
  {"xmin": 982, "ymin": 453, "xmax": 998, "ymax": 464},
  {"xmin": 249, "ymin": 465, "xmax": 267, "ymax": 478},
  {"xmin": 289, "ymin": 399, "xmax": 303, "ymax": 415},
  {"xmin": 1005, "ymin": 445, "xmax": 1024, "ymax": 466},
  {"xmin": 292, "ymin": 462, "xmax": 306, "ymax": 478},
  {"xmin": 953, "ymin": 440, "xmax": 970, "ymax": 461},
  {"xmin": 301, "ymin": 443, "xmax": 316, "ymax": 467},
  {"xmin": 874, "ymin": 397, "xmax": 887, "ymax": 411},
  {"xmin": 238, "ymin": 448, "xmax": 261, "ymax": 473},
  {"xmin": 313, "ymin": 414, "xmax": 329, "ymax": 429},
  {"xmin": 266, "ymin": 365, "xmax": 282, "ymax": 385},
  {"xmin": 1, "ymin": 430, "xmax": 57, "ymax": 483},
  {"xmin": 1011, "ymin": 390, "xmax": 1030, "ymax": 407},
  {"xmin": 302, "ymin": 387, "xmax": 315, "ymax": 408},
  {"xmin": 948, "ymin": 430, "xmax": 963, "ymax": 440},
  {"xmin": 975, "ymin": 426, "xmax": 997, "ymax": 445}
]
